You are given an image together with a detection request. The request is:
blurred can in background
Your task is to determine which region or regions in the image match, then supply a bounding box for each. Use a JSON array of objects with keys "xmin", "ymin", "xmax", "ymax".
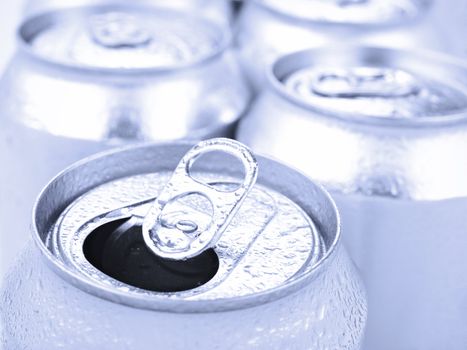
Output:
[
  {"xmin": 1, "ymin": 140, "xmax": 367, "ymax": 349},
  {"xmin": 0, "ymin": 4, "xmax": 250, "ymax": 283},
  {"xmin": 23, "ymin": 0, "xmax": 233, "ymax": 25},
  {"xmin": 237, "ymin": 46, "xmax": 467, "ymax": 350},
  {"xmin": 234, "ymin": 0, "xmax": 445, "ymax": 91}
]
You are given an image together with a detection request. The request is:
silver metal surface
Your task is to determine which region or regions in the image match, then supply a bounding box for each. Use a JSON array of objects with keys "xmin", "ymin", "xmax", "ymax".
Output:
[
  {"xmin": 1, "ymin": 142, "xmax": 367, "ymax": 349},
  {"xmin": 22, "ymin": 6, "xmax": 228, "ymax": 71},
  {"xmin": 237, "ymin": 46, "xmax": 467, "ymax": 350},
  {"xmin": 234, "ymin": 0, "xmax": 447, "ymax": 91},
  {"xmin": 282, "ymin": 64, "xmax": 467, "ymax": 120}
]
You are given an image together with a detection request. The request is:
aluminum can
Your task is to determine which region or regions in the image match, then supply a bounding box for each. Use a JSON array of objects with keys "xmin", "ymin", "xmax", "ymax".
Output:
[
  {"xmin": 234, "ymin": 0, "xmax": 446, "ymax": 91},
  {"xmin": 23, "ymin": 0, "xmax": 233, "ymax": 25},
  {"xmin": 237, "ymin": 46, "xmax": 467, "ymax": 350},
  {"xmin": 1, "ymin": 139, "xmax": 367, "ymax": 349},
  {"xmin": 0, "ymin": 4, "xmax": 250, "ymax": 283}
]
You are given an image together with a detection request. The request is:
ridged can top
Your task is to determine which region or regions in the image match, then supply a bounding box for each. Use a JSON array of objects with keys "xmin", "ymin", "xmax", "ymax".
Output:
[
  {"xmin": 33, "ymin": 140, "xmax": 339, "ymax": 312},
  {"xmin": 272, "ymin": 46, "xmax": 467, "ymax": 125},
  {"xmin": 284, "ymin": 66, "xmax": 467, "ymax": 120},
  {"xmin": 19, "ymin": 5, "xmax": 227, "ymax": 70},
  {"xmin": 255, "ymin": 0, "xmax": 430, "ymax": 25}
]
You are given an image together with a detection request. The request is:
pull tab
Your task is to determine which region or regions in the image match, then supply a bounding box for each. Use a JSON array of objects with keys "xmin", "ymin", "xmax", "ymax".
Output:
[
  {"xmin": 310, "ymin": 67, "xmax": 420, "ymax": 98},
  {"xmin": 142, "ymin": 138, "xmax": 258, "ymax": 261},
  {"xmin": 90, "ymin": 12, "xmax": 152, "ymax": 49}
]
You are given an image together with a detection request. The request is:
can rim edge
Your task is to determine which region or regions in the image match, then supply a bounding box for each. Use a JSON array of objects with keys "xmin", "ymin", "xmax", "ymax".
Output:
[
  {"xmin": 266, "ymin": 45, "xmax": 467, "ymax": 128},
  {"xmin": 16, "ymin": 4, "xmax": 233, "ymax": 76}
]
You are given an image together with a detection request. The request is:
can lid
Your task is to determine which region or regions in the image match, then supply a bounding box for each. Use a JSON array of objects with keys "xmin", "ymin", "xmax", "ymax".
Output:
[
  {"xmin": 272, "ymin": 47, "xmax": 467, "ymax": 123},
  {"xmin": 34, "ymin": 140, "xmax": 338, "ymax": 312},
  {"xmin": 255, "ymin": 0, "xmax": 430, "ymax": 25},
  {"xmin": 19, "ymin": 5, "xmax": 227, "ymax": 71}
]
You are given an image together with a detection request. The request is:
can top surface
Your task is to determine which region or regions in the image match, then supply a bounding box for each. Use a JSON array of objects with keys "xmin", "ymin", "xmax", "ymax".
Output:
[
  {"xmin": 253, "ymin": 0, "xmax": 430, "ymax": 25},
  {"xmin": 271, "ymin": 46, "xmax": 467, "ymax": 126},
  {"xmin": 19, "ymin": 5, "xmax": 229, "ymax": 71},
  {"xmin": 33, "ymin": 142, "xmax": 339, "ymax": 313}
]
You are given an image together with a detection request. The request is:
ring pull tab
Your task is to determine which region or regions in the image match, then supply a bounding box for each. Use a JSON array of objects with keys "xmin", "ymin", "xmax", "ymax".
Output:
[
  {"xmin": 142, "ymin": 138, "xmax": 258, "ymax": 261},
  {"xmin": 310, "ymin": 67, "xmax": 420, "ymax": 98},
  {"xmin": 90, "ymin": 12, "xmax": 153, "ymax": 49}
]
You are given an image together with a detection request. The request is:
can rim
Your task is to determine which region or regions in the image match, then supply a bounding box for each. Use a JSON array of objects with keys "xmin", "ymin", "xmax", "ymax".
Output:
[
  {"xmin": 267, "ymin": 45, "xmax": 467, "ymax": 128},
  {"xmin": 16, "ymin": 4, "xmax": 233, "ymax": 76},
  {"xmin": 31, "ymin": 142, "xmax": 342, "ymax": 314},
  {"xmin": 248, "ymin": 0, "xmax": 431, "ymax": 28}
]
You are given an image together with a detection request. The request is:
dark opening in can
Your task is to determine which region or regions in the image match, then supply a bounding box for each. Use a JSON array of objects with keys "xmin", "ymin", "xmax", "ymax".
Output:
[{"xmin": 83, "ymin": 217, "xmax": 219, "ymax": 292}]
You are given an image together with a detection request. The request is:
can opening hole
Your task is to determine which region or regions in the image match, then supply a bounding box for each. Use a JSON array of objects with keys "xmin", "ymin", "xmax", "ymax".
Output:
[
  {"xmin": 189, "ymin": 151, "xmax": 245, "ymax": 192},
  {"xmin": 83, "ymin": 217, "xmax": 219, "ymax": 292}
]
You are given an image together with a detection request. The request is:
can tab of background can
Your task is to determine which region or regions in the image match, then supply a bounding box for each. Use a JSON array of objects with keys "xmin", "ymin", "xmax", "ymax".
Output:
[
  {"xmin": 280, "ymin": 50, "xmax": 467, "ymax": 120},
  {"xmin": 90, "ymin": 12, "xmax": 153, "ymax": 49},
  {"xmin": 309, "ymin": 68, "xmax": 420, "ymax": 98},
  {"xmin": 142, "ymin": 138, "xmax": 258, "ymax": 261}
]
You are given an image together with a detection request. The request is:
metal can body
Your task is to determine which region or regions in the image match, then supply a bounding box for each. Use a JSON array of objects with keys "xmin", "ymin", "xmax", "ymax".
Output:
[
  {"xmin": 237, "ymin": 47, "xmax": 467, "ymax": 350},
  {"xmin": 1, "ymin": 142, "xmax": 366, "ymax": 349},
  {"xmin": 23, "ymin": 0, "xmax": 233, "ymax": 24},
  {"xmin": 0, "ymin": 5, "xmax": 250, "ymax": 282},
  {"xmin": 235, "ymin": 0, "xmax": 444, "ymax": 91}
]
